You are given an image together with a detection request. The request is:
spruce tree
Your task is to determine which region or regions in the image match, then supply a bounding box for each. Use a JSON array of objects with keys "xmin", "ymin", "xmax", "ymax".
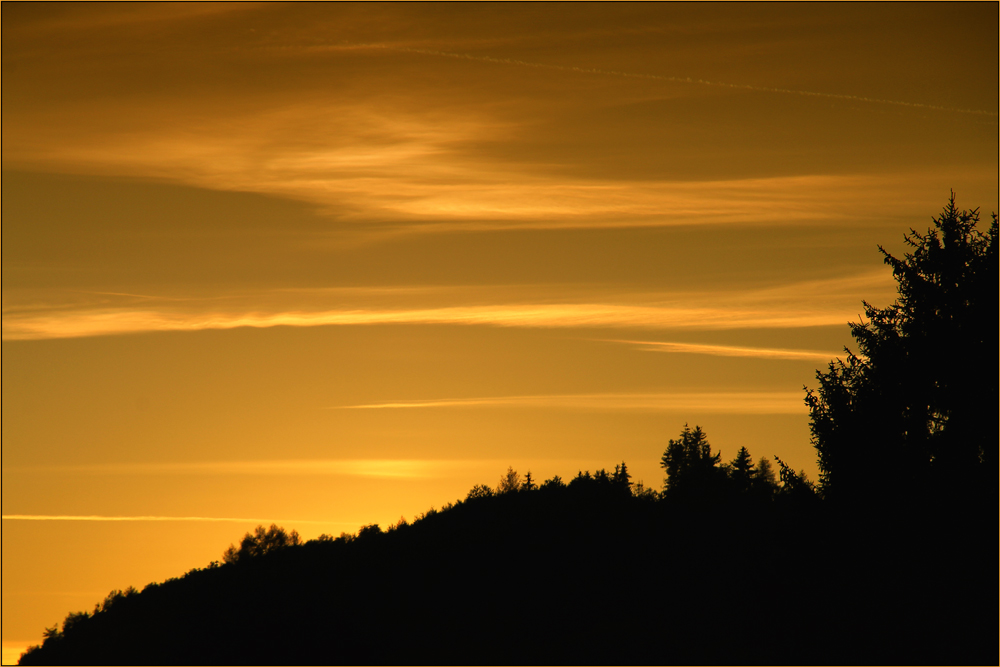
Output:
[{"xmin": 805, "ymin": 193, "xmax": 997, "ymax": 502}]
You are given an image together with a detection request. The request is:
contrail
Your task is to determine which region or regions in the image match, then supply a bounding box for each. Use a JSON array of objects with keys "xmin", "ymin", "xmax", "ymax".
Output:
[
  {"xmin": 600, "ymin": 338, "xmax": 842, "ymax": 361},
  {"xmin": 337, "ymin": 43, "xmax": 996, "ymax": 117},
  {"xmin": 7, "ymin": 459, "xmax": 472, "ymax": 479},
  {"xmin": 1, "ymin": 514, "xmax": 355, "ymax": 524},
  {"xmin": 333, "ymin": 391, "xmax": 806, "ymax": 414}
]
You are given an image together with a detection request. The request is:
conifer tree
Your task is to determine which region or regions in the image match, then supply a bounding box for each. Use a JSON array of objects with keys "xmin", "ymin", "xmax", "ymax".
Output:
[
  {"xmin": 728, "ymin": 446, "xmax": 755, "ymax": 494},
  {"xmin": 660, "ymin": 424, "xmax": 726, "ymax": 499},
  {"xmin": 805, "ymin": 194, "xmax": 996, "ymax": 501}
]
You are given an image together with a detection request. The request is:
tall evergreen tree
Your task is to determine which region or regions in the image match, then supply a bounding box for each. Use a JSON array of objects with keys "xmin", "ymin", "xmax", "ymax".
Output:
[
  {"xmin": 660, "ymin": 424, "xmax": 726, "ymax": 500},
  {"xmin": 728, "ymin": 446, "xmax": 755, "ymax": 494},
  {"xmin": 750, "ymin": 456, "xmax": 778, "ymax": 500},
  {"xmin": 805, "ymin": 194, "xmax": 997, "ymax": 501}
]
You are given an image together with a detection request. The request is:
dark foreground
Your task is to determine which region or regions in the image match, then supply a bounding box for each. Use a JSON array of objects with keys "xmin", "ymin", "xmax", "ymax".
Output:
[{"xmin": 18, "ymin": 485, "xmax": 995, "ymax": 665}]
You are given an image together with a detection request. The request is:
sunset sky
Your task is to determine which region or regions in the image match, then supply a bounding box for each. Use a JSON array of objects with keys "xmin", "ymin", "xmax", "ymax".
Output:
[{"xmin": 2, "ymin": 3, "xmax": 997, "ymax": 661}]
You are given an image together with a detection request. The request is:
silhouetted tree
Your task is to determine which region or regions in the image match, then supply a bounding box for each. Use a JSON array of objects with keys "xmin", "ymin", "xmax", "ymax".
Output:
[
  {"xmin": 631, "ymin": 480, "xmax": 659, "ymax": 501},
  {"xmin": 728, "ymin": 446, "xmax": 755, "ymax": 494},
  {"xmin": 497, "ymin": 466, "xmax": 521, "ymax": 494},
  {"xmin": 773, "ymin": 456, "xmax": 817, "ymax": 503},
  {"xmin": 356, "ymin": 524, "xmax": 383, "ymax": 541},
  {"xmin": 660, "ymin": 424, "xmax": 726, "ymax": 500},
  {"xmin": 61, "ymin": 612, "xmax": 89, "ymax": 635},
  {"xmin": 466, "ymin": 483, "xmax": 494, "ymax": 500},
  {"xmin": 222, "ymin": 524, "xmax": 302, "ymax": 563},
  {"xmin": 94, "ymin": 587, "xmax": 137, "ymax": 615},
  {"xmin": 805, "ymin": 193, "xmax": 997, "ymax": 502},
  {"xmin": 718, "ymin": 447, "xmax": 781, "ymax": 502},
  {"xmin": 611, "ymin": 462, "xmax": 632, "ymax": 493},
  {"xmin": 750, "ymin": 456, "xmax": 778, "ymax": 500},
  {"xmin": 520, "ymin": 471, "xmax": 537, "ymax": 491},
  {"xmin": 540, "ymin": 475, "xmax": 565, "ymax": 490}
]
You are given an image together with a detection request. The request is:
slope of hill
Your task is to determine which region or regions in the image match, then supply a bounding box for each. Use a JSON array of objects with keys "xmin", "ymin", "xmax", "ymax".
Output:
[{"xmin": 18, "ymin": 471, "xmax": 993, "ymax": 665}]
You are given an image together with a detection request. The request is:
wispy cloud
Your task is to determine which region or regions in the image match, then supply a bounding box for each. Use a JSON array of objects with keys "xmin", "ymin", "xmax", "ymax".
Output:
[
  {"xmin": 603, "ymin": 339, "xmax": 842, "ymax": 361},
  {"xmin": 0, "ymin": 303, "xmax": 851, "ymax": 341},
  {"xmin": 3, "ymin": 271, "xmax": 896, "ymax": 341},
  {"xmin": 5, "ymin": 86, "xmax": 980, "ymax": 237},
  {"xmin": 4, "ymin": 123, "xmax": 963, "ymax": 232},
  {"xmin": 4, "ymin": 5, "xmax": 994, "ymax": 244},
  {"xmin": 335, "ymin": 391, "xmax": 806, "ymax": 414}
]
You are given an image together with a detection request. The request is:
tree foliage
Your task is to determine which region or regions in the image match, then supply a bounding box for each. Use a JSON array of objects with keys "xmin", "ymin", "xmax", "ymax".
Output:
[
  {"xmin": 466, "ymin": 483, "xmax": 494, "ymax": 500},
  {"xmin": 773, "ymin": 456, "xmax": 816, "ymax": 503},
  {"xmin": 728, "ymin": 446, "xmax": 755, "ymax": 494},
  {"xmin": 660, "ymin": 424, "xmax": 727, "ymax": 500},
  {"xmin": 496, "ymin": 466, "xmax": 521, "ymax": 494},
  {"xmin": 751, "ymin": 457, "xmax": 778, "ymax": 499},
  {"xmin": 222, "ymin": 524, "xmax": 302, "ymax": 564},
  {"xmin": 805, "ymin": 194, "xmax": 997, "ymax": 501},
  {"xmin": 520, "ymin": 470, "xmax": 537, "ymax": 492}
]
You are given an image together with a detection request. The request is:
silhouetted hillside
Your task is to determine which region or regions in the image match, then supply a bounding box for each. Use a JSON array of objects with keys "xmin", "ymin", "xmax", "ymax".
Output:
[{"xmin": 18, "ymin": 463, "xmax": 995, "ymax": 665}]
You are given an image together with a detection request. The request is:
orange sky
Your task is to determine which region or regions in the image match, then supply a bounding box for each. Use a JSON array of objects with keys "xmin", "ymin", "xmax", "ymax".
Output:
[{"xmin": 2, "ymin": 3, "xmax": 997, "ymax": 661}]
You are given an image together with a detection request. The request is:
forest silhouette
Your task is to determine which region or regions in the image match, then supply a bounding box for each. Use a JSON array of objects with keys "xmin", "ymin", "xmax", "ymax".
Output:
[{"xmin": 19, "ymin": 195, "xmax": 997, "ymax": 665}]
